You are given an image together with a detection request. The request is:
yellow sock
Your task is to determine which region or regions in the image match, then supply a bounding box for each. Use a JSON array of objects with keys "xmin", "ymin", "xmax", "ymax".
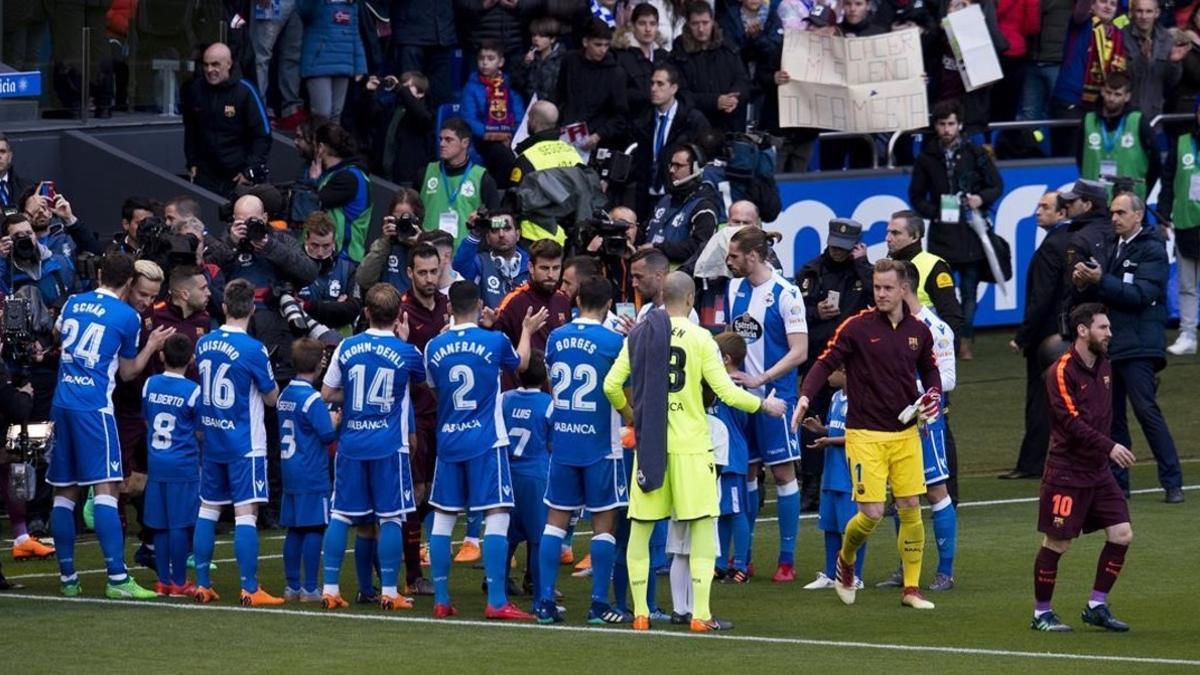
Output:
[
  {"xmin": 840, "ymin": 511, "xmax": 880, "ymax": 566},
  {"xmin": 688, "ymin": 516, "xmax": 716, "ymax": 622},
  {"xmin": 627, "ymin": 520, "xmax": 654, "ymax": 617},
  {"xmin": 897, "ymin": 506, "xmax": 925, "ymax": 588}
]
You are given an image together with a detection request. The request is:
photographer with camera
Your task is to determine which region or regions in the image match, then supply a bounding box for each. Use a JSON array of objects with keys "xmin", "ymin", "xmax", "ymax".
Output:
[
  {"xmin": 296, "ymin": 211, "xmax": 361, "ymax": 334},
  {"xmin": 453, "ymin": 206, "xmax": 530, "ymax": 309},
  {"xmin": 106, "ymin": 197, "xmax": 158, "ymax": 257},
  {"xmin": 0, "ymin": 214, "xmax": 77, "ymax": 311},
  {"xmin": 582, "ymin": 205, "xmax": 639, "ymax": 303},
  {"xmin": 356, "ymin": 189, "xmax": 424, "ymax": 295},
  {"xmin": 312, "ymin": 122, "xmax": 373, "ymax": 263},
  {"xmin": 20, "ymin": 187, "xmax": 105, "ymax": 261}
]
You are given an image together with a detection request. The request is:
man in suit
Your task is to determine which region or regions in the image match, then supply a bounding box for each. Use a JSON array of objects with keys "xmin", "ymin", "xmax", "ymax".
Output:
[
  {"xmin": 0, "ymin": 134, "xmax": 29, "ymax": 216},
  {"xmin": 633, "ymin": 63, "xmax": 709, "ymax": 221}
]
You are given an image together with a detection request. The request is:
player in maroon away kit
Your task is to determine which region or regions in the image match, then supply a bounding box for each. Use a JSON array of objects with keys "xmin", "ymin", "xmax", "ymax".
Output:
[{"xmin": 1031, "ymin": 303, "xmax": 1135, "ymax": 632}]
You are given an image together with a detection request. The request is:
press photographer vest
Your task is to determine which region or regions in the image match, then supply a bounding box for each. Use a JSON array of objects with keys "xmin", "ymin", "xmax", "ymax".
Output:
[
  {"xmin": 421, "ymin": 161, "xmax": 486, "ymax": 246},
  {"xmin": 645, "ymin": 193, "xmax": 702, "ymax": 267},
  {"xmin": 912, "ymin": 250, "xmax": 947, "ymax": 309},
  {"xmin": 475, "ymin": 252, "xmax": 529, "ymax": 309},
  {"xmin": 380, "ymin": 242, "xmax": 412, "ymax": 294},
  {"xmin": 1081, "ymin": 111, "xmax": 1148, "ymax": 199},
  {"xmin": 300, "ymin": 255, "xmax": 356, "ymax": 304},
  {"xmin": 515, "ymin": 139, "xmax": 579, "ymax": 245},
  {"xmin": 316, "ymin": 164, "xmax": 373, "ymax": 263},
  {"xmin": 1172, "ymin": 134, "xmax": 1200, "ymax": 230}
]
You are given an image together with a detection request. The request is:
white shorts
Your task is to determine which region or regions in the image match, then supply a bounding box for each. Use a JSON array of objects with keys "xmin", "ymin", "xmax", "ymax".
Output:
[{"xmin": 664, "ymin": 517, "xmax": 719, "ymax": 556}]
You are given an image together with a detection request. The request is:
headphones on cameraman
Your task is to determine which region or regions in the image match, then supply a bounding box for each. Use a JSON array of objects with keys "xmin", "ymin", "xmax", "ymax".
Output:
[{"xmin": 671, "ymin": 142, "xmax": 706, "ymax": 188}]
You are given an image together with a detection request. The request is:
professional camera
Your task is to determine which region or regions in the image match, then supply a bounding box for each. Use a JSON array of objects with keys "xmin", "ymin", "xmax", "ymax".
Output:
[
  {"xmin": 385, "ymin": 212, "xmax": 420, "ymax": 243},
  {"xmin": 590, "ymin": 146, "xmax": 634, "ymax": 185},
  {"xmin": 237, "ymin": 216, "xmax": 271, "ymax": 254},
  {"xmin": 243, "ymin": 164, "xmax": 269, "ymax": 185},
  {"xmin": 274, "ymin": 283, "xmax": 342, "ymax": 347},
  {"xmin": 138, "ymin": 216, "xmax": 199, "ymax": 273},
  {"xmin": 1, "ymin": 296, "xmax": 37, "ymax": 368},
  {"xmin": 9, "ymin": 232, "xmax": 37, "ymax": 262},
  {"xmin": 578, "ymin": 211, "xmax": 633, "ymax": 259}
]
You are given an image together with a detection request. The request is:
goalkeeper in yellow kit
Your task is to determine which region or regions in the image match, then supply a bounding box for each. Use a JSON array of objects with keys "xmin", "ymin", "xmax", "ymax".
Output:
[{"xmin": 604, "ymin": 273, "xmax": 786, "ymax": 632}]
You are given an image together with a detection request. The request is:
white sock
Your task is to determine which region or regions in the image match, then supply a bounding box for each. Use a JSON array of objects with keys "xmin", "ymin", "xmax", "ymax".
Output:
[
  {"xmin": 383, "ymin": 585, "xmax": 398, "ymax": 597},
  {"xmin": 670, "ymin": 553, "xmax": 692, "ymax": 615},
  {"xmin": 14, "ymin": 533, "xmax": 29, "ymax": 545},
  {"xmin": 463, "ymin": 537, "xmax": 479, "ymax": 545},
  {"xmin": 1034, "ymin": 608, "xmax": 1050, "ymax": 618},
  {"xmin": 1087, "ymin": 600, "xmax": 1104, "ymax": 609},
  {"xmin": 324, "ymin": 584, "xmax": 340, "ymax": 597}
]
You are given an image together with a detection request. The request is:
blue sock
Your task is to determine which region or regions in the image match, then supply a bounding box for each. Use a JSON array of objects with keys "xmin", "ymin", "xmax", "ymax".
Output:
[
  {"xmin": 612, "ymin": 517, "xmax": 630, "ymax": 610},
  {"xmin": 824, "ymin": 530, "xmax": 841, "ymax": 579},
  {"xmin": 590, "ymin": 534, "xmax": 617, "ymax": 607},
  {"xmin": 564, "ymin": 511, "xmax": 579, "ymax": 547},
  {"xmin": 193, "ymin": 512, "xmax": 217, "ymax": 588},
  {"xmin": 466, "ymin": 511, "xmax": 482, "ymax": 540},
  {"xmin": 932, "ymin": 498, "xmax": 957, "ymax": 577},
  {"xmin": 302, "ymin": 530, "xmax": 323, "ymax": 593},
  {"xmin": 731, "ymin": 511, "xmax": 750, "ymax": 572},
  {"xmin": 776, "ymin": 480, "xmax": 801, "ymax": 566},
  {"xmin": 170, "ymin": 528, "xmax": 190, "ymax": 587},
  {"xmin": 154, "ymin": 530, "xmax": 171, "ymax": 585},
  {"xmin": 430, "ymin": 532, "xmax": 452, "ymax": 606},
  {"xmin": 354, "ymin": 535, "xmax": 376, "ymax": 595},
  {"xmin": 483, "ymin": 529, "xmax": 509, "ymax": 608},
  {"xmin": 537, "ymin": 526, "xmax": 565, "ymax": 605},
  {"xmin": 423, "ymin": 511, "xmax": 434, "ymax": 537},
  {"xmin": 93, "ymin": 495, "xmax": 128, "ymax": 582},
  {"xmin": 746, "ymin": 479, "xmax": 760, "ymax": 566},
  {"xmin": 284, "ymin": 529, "xmax": 303, "ymax": 591},
  {"xmin": 855, "ymin": 543, "xmax": 866, "ymax": 579},
  {"xmin": 322, "ymin": 518, "xmax": 350, "ymax": 590},
  {"xmin": 234, "ymin": 517, "xmax": 259, "ymax": 593},
  {"xmin": 51, "ymin": 499, "xmax": 77, "ymax": 581},
  {"xmin": 718, "ymin": 516, "xmax": 732, "ymax": 570},
  {"xmin": 379, "ymin": 520, "xmax": 403, "ymax": 593}
]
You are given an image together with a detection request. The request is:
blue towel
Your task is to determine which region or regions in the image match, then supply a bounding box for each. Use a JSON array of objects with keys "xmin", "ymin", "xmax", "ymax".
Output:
[{"xmin": 629, "ymin": 307, "xmax": 671, "ymax": 492}]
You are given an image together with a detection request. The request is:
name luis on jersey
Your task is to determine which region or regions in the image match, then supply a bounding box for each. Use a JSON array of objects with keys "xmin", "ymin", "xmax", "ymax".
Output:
[
  {"xmin": 340, "ymin": 340, "xmax": 408, "ymax": 368},
  {"xmin": 429, "ymin": 340, "xmax": 491, "ymax": 368}
]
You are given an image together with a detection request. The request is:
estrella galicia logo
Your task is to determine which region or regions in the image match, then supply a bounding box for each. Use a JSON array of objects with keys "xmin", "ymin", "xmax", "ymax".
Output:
[{"xmin": 732, "ymin": 313, "xmax": 763, "ymax": 342}]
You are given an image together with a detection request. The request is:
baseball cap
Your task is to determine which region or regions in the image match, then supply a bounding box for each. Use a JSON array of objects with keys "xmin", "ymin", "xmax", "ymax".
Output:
[
  {"xmin": 1060, "ymin": 179, "xmax": 1107, "ymax": 204},
  {"xmin": 808, "ymin": 4, "xmax": 835, "ymax": 28},
  {"xmin": 827, "ymin": 218, "xmax": 863, "ymax": 250}
]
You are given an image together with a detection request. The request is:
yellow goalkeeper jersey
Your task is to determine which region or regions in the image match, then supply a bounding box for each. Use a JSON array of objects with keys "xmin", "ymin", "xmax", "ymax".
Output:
[{"xmin": 604, "ymin": 316, "xmax": 761, "ymax": 455}]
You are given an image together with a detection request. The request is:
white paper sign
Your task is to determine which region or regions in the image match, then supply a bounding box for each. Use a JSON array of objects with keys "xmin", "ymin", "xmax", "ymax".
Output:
[{"xmin": 942, "ymin": 5, "xmax": 1003, "ymax": 92}]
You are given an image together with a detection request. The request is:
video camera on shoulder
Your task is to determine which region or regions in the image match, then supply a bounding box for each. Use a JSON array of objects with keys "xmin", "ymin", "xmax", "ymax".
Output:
[
  {"xmin": 138, "ymin": 216, "xmax": 199, "ymax": 273},
  {"xmin": 2, "ymin": 296, "xmax": 36, "ymax": 366},
  {"xmin": 579, "ymin": 210, "xmax": 632, "ymax": 259},
  {"xmin": 590, "ymin": 146, "xmax": 634, "ymax": 185}
]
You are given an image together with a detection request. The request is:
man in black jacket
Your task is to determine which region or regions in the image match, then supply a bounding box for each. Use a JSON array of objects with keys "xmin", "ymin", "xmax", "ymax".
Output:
[
  {"xmin": 1059, "ymin": 178, "xmax": 1113, "ymax": 323},
  {"xmin": 182, "ymin": 42, "xmax": 272, "ymax": 199},
  {"xmin": 0, "ymin": 134, "xmax": 29, "ymax": 216},
  {"xmin": 614, "ymin": 3, "xmax": 670, "ymax": 119},
  {"xmin": 1002, "ymin": 191, "xmax": 1071, "ymax": 480},
  {"xmin": 632, "ymin": 63, "xmax": 710, "ymax": 218},
  {"xmin": 390, "ymin": 0, "xmax": 458, "ymax": 106},
  {"xmin": 887, "ymin": 210, "xmax": 966, "ymax": 339},
  {"xmin": 671, "ymin": 1, "xmax": 751, "ymax": 133},
  {"xmin": 640, "ymin": 144, "xmax": 719, "ymax": 273},
  {"xmin": 908, "ymin": 100, "xmax": 1003, "ymax": 360},
  {"xmin": 554, "ymin": 19, "xmax": 630, "ymax": 154}
]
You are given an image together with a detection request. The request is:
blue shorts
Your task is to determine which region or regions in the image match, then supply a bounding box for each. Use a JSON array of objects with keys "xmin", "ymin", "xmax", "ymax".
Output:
[
  {"xmin": 143, "ymin": 479, "xmax": 199, "ymax": 530},
  {"xmin": 509, "ymin": 471, "xmax": 548, "ymax": 546},
  {"xmin": 47, "ymin": 406, "xmax": 123, "ymax": 487},
  {"xmin": 332, "ymin": 452, "xmax": 416, "ymax": 518},
  {"xmin": 544, "ymin": 455, "xmax": 628, "ymax": 512},
  {"xmin": 200, "ymin": 455, "xmax": 269, "ymax": 506},
  {"xmin": 747, "ymin": 401, "xmax": 801, "ymax": 467},
  {"xmin": 818, "ymin": 489, "xmax": 856, "ymax": 533},
  {"xmin": 429, "ymin": 447, "xmax": 514, "ymax": 513},
  {"xmin": 281, "ymin": 491, "xmax": 331, "ymax": 528},
  {"xmin": 719, "ymin": 472, "xmax": 747, "ymax": 517},
  {"xmin": 921, "ymin": 417, "xmax": 950, "ymax": 486}
]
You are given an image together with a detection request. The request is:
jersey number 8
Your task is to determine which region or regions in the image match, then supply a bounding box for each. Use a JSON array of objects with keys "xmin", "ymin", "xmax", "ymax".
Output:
[
  {"xmin": 667, "ymin": 347, "xmax": 686, "ymax": 393},
  {"xmin": 150, "ymin": 413, "xmax": 175, "ymax": 450}
]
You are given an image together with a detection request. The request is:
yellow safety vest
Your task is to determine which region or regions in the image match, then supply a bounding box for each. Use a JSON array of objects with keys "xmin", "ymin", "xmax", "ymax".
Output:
[
  {"xmin": 912, "ymin": 249, "xmax": 952, "ymax": 308},
  {"xmin": 513, "ymin": 139, "xmax": 581, "ymax": 245}
]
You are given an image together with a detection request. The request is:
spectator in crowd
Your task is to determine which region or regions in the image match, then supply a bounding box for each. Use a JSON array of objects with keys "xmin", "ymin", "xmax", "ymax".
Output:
[
  {"xmin": 1022, "ymin": 0, "xmax": 1075, "ymax": 122},
  {"xmin": 646, "ymin": 0, "xmax": 699, "ymax": 45},
  {"xmin": 908, "ymin": 100, "xmax": 1002, "ymax": 359},
  {"xmin": 633, "ymin": 64, "xmax": 710, "ymax": 216},
  {"xmin": 1070, "ymin": 193, "xmax": 1184, "ymax": 503},
  {"xmin": 1058, "ymin": 178, "xmax": 1113, "ymax": 322},
  {"xmin": 453, "ymin": 206, "xmax": 531, "ymax": 308},
  {"xmin": 934, "ymin": 0, "xmax": 1008, "ymax": 138},
  {"xmin": 494, "ymin": 239, "xmax": 570, "ymax": 356},
  {"xmin": 886, "ymin": 209, "xmax": 966, "ymax": 341},
  {"xmin": 455, "ymin": 0, "xmax": 527, "ymax": 73},
  {"xmin": 510, "ymin": 101, "xmax": 587, "ymax": 246},
  {"xmin": 515, "ymin": 17, "xmax": 567, "ymax": 103},
  {"xmin": 162, "ymin": 195, "xmax": 199, "ymax": 230},
  {"xmin": 298, "ymin": 211, "xmax": 362, "ymax": 332},
  {"xmin": 0, "ymin": 213, "xmax": 77, "ymax": 310},
  {"xmin": 462, "ymin": 40, "xmax": 526, "ymax": 189},
  {"xmin": 420, "ymin": 117, "xmax": 500, "ymax": 245},
  {"xmin": 357, "ymin": 188, "xmax": 425, "ymax": 294},
  {"xmin": 641, "ymin": 143, "xmax": 720, "ymax": 274},
  {"xmin": 766, "ymin": 6, "xmax": 833, "ymax": 173},
  {"xmin": 614, "ymin": 3, "xmax": 671, "ymax": 119},
  {"xmin": 1123, "ymin": 0, "xmax": 1184, "ymax": 118},
  {"xmin": 995, "ymin": 0, "xmax": 1042, "ymax": 122},
  {"xmin": 554, "ymin": 19, "xmax": 630, "ymax": 154},
  {"xmin": 312, "ymin": 123, "xmax": 373, "ymax": 263},
  {"xmin": 1003, "ymin": 191, "xmax": 1070, "ymax": 480},
  {"xmin": 1167, "ymin": 7, "xmax": 1200, "ymax": 118},
  {"xmin": 814, "ymin": 0, "xmax": 885, "ymax": 171},
  {"xmin": 720, "ymin": 0, "xmax": 783, "ymax": 122},
  {"xmin": 1076, "ymin": 72, "xmax": 1159, "ymax": 200},
  {"xmin": 182, "ymin": 42, "xmax": 273, "ymax": 199},
  {"xmin": 0, "ymin": 134, "xmax": 28, "ymax": 215},
  {"xmin": 1161, "ymin": 106, "xmax": 1200, "ymax": 355},
  {"xmin": 671, "ymin": 1, "xmax": 751, "ymax": 132},
  {"xmin": 837, "ymin": 0, "xmax": 886, "ymax": 37},
  {"xmin": 390, "ymin": 0, "xmax": 458, "ymax": 107},
  {"xmin": 20, "ymin": 189, "xmax": 104, "ymax": 260},
  {"xmin": 1051, "ymin": 0, "xmax": 1128, "ymax": 155},
  {"xmin": 298, "ymin": 0, "xmax": 367, "ymax": 123},
  {"xmin": 363, "ymin": 71, "xmax": 435, "ymax": 188},
  {"xmin": 251, "ymin": 0, "xmax": 305, "ymax": 129}
]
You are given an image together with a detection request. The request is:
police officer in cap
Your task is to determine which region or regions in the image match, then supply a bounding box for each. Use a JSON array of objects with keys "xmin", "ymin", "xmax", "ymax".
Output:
[{"xmin": 510, "ymin": 100, "xmax": 584, "ymax": 246}]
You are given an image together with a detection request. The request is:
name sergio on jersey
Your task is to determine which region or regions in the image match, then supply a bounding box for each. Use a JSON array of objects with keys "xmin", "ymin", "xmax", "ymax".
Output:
[
  {"xmin": 339, "ymin": 340, "xmax": 408, "ymax": 369},
  {"xmin": 428, "ymin": 340, "xmax": 493, "ymax": 367}
]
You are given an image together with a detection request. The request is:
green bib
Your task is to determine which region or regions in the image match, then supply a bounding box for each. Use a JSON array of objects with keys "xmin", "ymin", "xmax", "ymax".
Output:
[
  {"xmin": 1173, "ymin": 134, "xmax": 1200, "ymax": 230},
  {"xmin": 421, "ymin": 161, "xmax": 486, "ymax": 246},
  {"xmin": 1081, "ymin": 111, "xmax": 1148, "ymax": 199}
]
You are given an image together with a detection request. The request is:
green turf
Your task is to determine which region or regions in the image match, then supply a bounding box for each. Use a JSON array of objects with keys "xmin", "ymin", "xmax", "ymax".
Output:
[{"xmin": 2, "ymin": 331, "xmax": 1198, "ymax": 673}]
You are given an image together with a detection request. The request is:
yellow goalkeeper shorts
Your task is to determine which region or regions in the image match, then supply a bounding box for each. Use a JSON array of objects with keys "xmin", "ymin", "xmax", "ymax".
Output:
[
  {"xmin": 628, "ymin": 452, "xmax": 719, "ymax": 522},
  {"xmin": 844, "ymin": 427, "xmax": 924, "ymax": 503}
]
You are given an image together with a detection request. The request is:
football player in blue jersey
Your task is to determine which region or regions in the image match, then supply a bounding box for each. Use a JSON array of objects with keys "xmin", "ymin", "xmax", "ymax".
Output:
[
  {"xmin": 424, "ymin": 280, "xmax": 546, "ymax": 620},
  {"xmin": 500, "ymin": 351, "xmax": 553, "ymax": 597},
  {"xmin": 319, "ymin": 284, "xmax": 425, "ymax": 611},
  {"xmin": 724, "ymin": 228, "xmax": 809, "ymax": 583},
  {"xmin": 192, "ymin": 279, "xmax": 284, "ymax": 607},
  {"xmin": 710, "ymin": 332, "xmax": 753, "ymax": 585},
  {"xmin": 49, "ymin": 253, "xmax": 176, "ymax": 600},
  {"xmin": 277, "ymin": 338, "xmax": 339, "ymax": 602},
  {"xmin": 142, "ymin": 333, "xmax": 201, "ymax": 598},
  {"xmin": 536, "ymin": 276, "xmax": 628, "ymax": 625}
]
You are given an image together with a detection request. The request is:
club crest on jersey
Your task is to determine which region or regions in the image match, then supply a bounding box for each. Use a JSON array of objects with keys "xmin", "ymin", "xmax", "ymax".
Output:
[
  {"xmin": 732, "ymin": 313, "xmax": 763, "ymax": 342},
  {"xmin": 387, "ymin": 254, "xmax": 400, "ymax": 272},
  {"xmin": 761, "ymin": 292, "xmax": 774, "ymax": 307},
  {"xmin": 488, "ymin": 276, "xmax": 500, "ymax": 290},
  {"xmin": 460, "ymin": 181, "xmax": 476, "ymax": 198},
  {"xmin": 426, "ymin": 176, "xmax": 439, "ymax": 192},
  {"xmin": 224, "ymin": 105, "xmax": 236, "ymax": 118},
  {"xmin": 329, "ymin": 280, "xmax": 342, "ymax": 297},
  {"xmin": 636, "ymin": 469, "xmax": 646, "ymax": 486},
  {"xmin": 908, "ymin": 336, "xmax": 919, "ymax": 350}
]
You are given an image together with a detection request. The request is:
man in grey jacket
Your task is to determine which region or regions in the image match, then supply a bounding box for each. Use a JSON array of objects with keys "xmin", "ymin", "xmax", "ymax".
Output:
[{"xmin": 1123, "ymin": 0, "xmax": 1185, "ymax": 118}]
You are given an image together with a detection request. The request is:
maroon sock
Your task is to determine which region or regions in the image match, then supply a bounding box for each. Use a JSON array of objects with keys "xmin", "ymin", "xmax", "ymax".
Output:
[
  {"xmin": 403, "ymin": 516, "xmax": 423, "ymax": 584},
  {"xmin": 1034, "ymin": 546, "xmax": 1063, "ymax": 610},
  {"xmin": 1093, "ymin": 542, "xmax": 1128, "ymax": 596}
]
